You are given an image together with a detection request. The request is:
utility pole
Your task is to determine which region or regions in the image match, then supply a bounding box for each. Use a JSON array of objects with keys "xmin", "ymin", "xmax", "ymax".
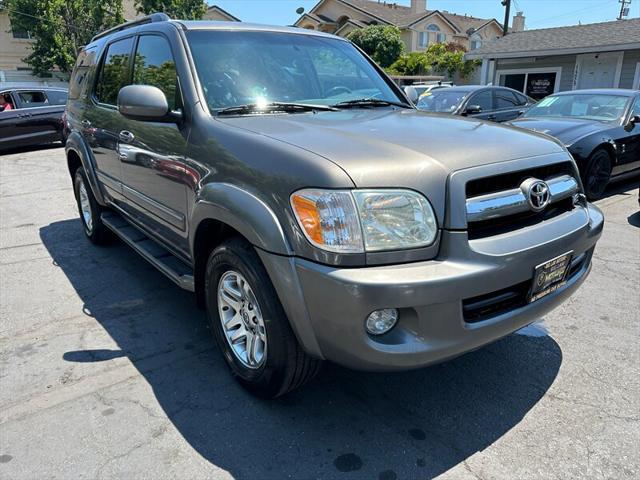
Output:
[
  {"xmin": 501, "ymin": 0, "xmax": 511, "ymax": 35},
  {"xmin": 618, "ymin": 0, "xmax": 631, "ymax": 20}
]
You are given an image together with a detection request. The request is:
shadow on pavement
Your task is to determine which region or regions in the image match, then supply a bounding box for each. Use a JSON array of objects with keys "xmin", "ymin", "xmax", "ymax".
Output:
[
  {"xmin": 0, "ymin": 143, "xmax": 64, "ymax": 156},
  {"xmin": 41, "ymin": 218, "xmax": 562, "ymax": 479}
]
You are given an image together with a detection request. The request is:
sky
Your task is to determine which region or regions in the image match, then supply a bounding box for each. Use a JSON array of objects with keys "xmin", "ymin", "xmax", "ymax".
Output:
[{"xmin": 210, "ymin": 0, "xmax": 640, "ymax": 29}]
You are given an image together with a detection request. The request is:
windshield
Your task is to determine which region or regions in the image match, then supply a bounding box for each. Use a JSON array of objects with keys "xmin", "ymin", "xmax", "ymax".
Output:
[
  {"xmin": 416, "ymin": 90, "xmax": 468, "ymax": 112},
  {"xmin": 186, "ymin": 31, "xmax": 405, "ymax": 113},
  {"xmin": 523, "ymin": 93, "xmax": 630, "ymax": 122}
]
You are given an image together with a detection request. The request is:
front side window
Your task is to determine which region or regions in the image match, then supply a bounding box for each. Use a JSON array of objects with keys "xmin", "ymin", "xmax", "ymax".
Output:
[
  {"xmin": 469, "ymin": 90, "xmax": 493, "ymax": 111},
  {"xmin": 95, "ymin": 37, "xmax": 134, "ymax": 106},
  {"xmin": 18, "ymin": 91, "xmax": 47, "ymax": 106},
  {"xmin": 132, "ymin": 35, "xmax": 179, "ymax": 110},
  {"xmin": 187, "ymin": 31, "xmax": 402, "ymax": 112},
  {"xmin": 524, "ymin": 94, "xmax": 630, "ymax": 122}
]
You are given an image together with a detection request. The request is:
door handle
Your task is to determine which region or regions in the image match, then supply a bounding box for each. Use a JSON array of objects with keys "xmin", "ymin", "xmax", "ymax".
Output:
[
  {"xmin": 81, "ymin": 119, "xmax": 91, "ymax": 127},
  {"xmin": 119, "ymin": 130, "xmax": 135, "ymax": 143},
  {"xmin": 487, "ymin": 115, "xmax": 496, "ymax": 121}
]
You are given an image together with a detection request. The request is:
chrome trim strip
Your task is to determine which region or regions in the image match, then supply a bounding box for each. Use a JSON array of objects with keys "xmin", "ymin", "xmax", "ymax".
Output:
[{"xmin": 466, "ymin": 175, "xmax": 578, "ymax": 222}]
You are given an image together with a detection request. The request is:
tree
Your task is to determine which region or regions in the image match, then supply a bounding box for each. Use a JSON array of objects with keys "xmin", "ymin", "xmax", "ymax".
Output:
[
  {"xmin": 346, "ymin": 25, "xmax": 404, "ymax": 68},
  {"xmin": 387, "ymin": 42, "xmax": 480, "ymax": 80},
  {"xmin": 135, "ymin": 0, "xmax": 206, "ymax": 19},
  {"xmin": 2, "ymin": 0, "xmax": 124, "ymax": 75}
]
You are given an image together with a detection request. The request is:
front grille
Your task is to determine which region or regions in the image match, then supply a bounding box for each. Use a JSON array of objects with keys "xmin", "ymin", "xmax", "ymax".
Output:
[
  {"xmin": 462, "ymin": 249, "xmax": 591, "ymax": 323},
  {"xmin": 466, "ymin": 162, "xmax": 575, "ymax": 198},
  {"xmin": 468, "ymin": 197, "xmax": 575, "ymax": 239},
  {"xmin": 465, "ymin": 162, "xmax": 579, "ymax": 238}
]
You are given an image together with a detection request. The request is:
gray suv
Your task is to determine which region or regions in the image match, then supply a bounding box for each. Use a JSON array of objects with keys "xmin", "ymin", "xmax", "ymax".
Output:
[{"xmin": 65, "ymin": 14, "xmax": 604, "ymax": 397}]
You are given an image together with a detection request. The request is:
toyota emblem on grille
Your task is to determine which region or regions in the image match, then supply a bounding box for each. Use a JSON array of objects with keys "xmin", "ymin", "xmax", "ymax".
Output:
[{"xmin": 521, "ymin": 178, "xmax": 551, "ymax": 212}]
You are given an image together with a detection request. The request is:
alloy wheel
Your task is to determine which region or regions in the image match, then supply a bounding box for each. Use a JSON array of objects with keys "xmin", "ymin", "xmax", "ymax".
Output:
[{"xmin": 217, "ymin": 270, "xmax": 267, "ymax": 369}]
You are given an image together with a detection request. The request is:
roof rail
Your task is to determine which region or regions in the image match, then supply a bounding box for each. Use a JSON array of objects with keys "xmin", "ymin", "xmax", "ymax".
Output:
[{"xmin": 91, "ymin": 12, "xmax": 170, "ymax": 42}]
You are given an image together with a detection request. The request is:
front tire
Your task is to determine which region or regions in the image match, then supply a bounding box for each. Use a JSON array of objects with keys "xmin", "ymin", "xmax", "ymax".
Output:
[
  {"xmin": 205, "ymin": 237, "xmax": 321, "ymax": 398},
  {"xmin": 582, "ymin": 149, "xmax": 612, "ymax": 200},
  {"xmin": 73, "ymin": 167, "xmax": 110, "ymax": 245}
]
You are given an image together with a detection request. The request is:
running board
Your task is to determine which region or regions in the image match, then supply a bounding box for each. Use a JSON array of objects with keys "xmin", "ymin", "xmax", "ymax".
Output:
[{"xmin": 101, "ymin": 211, "xmax": 195, "ymax": 292}]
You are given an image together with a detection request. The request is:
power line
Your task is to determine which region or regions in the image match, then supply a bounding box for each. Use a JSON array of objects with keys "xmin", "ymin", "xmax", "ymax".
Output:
[{"xmin": 526, "ymin": 0, "xmax": 619, "ymax": 27}]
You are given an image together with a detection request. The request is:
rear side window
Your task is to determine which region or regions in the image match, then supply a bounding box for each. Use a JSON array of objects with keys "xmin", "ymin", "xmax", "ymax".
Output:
[
  {"xmin": 69, "ymin": 48, "xmax": 96, "ymax": 100},
  {"xmin": 495, "ymin": 89, "xmax": 520, "ymax": 109},
  {"xmin": 95, "ymin": 37, "xmax": 134, "ymax": 106},
  {"xmin": 18, "ymin": 91, "xmax": 47, "ymax": 106},
  {"xmin": 132, "ymin": 35, "xmax": 179, "ymax": 109},
  {"xmin": 46, "ymin": 90, "xmax": 68, "ymax": 105}
]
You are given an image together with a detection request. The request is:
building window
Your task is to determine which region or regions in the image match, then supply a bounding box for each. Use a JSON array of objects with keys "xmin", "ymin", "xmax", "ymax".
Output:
[
  {"xmin": 420, "ymin": 24, "xmax": 444, "ymax": 48},
  {"xmin": 498, "ymin": 69, "xmax": 560, "ymax": 100},
  {"xmin": 11, "ymin": 25, "xmax": 31, "ymax": 39},
  {"xmin": 470, "ymin": 34, "xmax": 482, "ymax": 50}
]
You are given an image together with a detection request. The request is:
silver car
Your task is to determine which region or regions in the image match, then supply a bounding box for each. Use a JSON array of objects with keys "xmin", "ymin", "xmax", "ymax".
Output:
[{"xmin": 64, "ymin": 15, "xmax": 603, "ymax": 397}]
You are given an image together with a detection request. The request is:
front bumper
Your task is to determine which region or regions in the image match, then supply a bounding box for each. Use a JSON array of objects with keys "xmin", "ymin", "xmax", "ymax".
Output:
[{"xmin": 259, "ymin": 203, "xmax": 604, "ymax": 371}]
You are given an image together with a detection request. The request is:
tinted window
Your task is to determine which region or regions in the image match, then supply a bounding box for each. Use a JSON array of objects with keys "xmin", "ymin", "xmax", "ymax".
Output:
[
  {"xmin": 631, "ymin": 98, "xmax": 640, "ymax": 117},
  {"xmin": 18, "ymin": 91, "xmax": 47, "ymax": 106},
  {"xmin": 514, "ymin": 92, "xmax": 529, "ymax": 106},
  {"xmin": 69, "ymin": 48, "xmax": 96, "ymax": 100},
  {"xmin": 469, "ymin": 90, "xmax": 492, "ymax": 111},
  {"xmin": 133, "ymin": 35, "xmax": 179, "ymax": 109},
  {"xmin": 95, "ymin": 37, "xmax": 134, "ymax": 106},
  {"xmin": 46, "ymin": 90, "xmax": 68, "ymax": 105},
  {"xmin": 495, "ymin": 89, "xmax": 519, "ymax": 109}
]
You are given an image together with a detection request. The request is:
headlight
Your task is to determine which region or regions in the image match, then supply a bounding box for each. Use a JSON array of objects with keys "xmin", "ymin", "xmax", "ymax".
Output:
[
  {"xmin": 290, "ymin": 189, "xmax": 437, "ymax": 253},
  {"xmin": 352, "ymin": 190, "xmax": 437, "ymax": 251}
]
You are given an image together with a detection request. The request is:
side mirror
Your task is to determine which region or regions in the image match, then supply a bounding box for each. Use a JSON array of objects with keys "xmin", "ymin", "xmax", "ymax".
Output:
[
  {"xmin": 625, "ymin": 114, "xmax": 640, "ymax": 131},
  {"xmin": 404, "ymin": 86, "xmax": 419, "ymax": 104},
  {"xmin": 117, "ymin": 85, "xmax": 178, "ymax": 122},
  {"xmin": 464, "ymin": 105, "xmax": 482, "ymax": 115}
]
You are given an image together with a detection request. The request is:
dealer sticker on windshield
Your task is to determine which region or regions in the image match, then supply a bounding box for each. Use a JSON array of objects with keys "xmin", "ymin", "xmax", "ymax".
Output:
[{"xmin": 528, "ymin": 252, "xmax": 573, "ymax": 303}]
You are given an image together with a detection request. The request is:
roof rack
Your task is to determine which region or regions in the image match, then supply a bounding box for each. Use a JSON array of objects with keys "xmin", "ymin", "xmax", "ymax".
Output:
[{"xmin": 91, "ymin": 12, "xmax": 170, "ymax": 42}]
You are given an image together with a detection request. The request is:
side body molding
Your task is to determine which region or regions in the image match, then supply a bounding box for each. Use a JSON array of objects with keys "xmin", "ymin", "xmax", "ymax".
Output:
[
  {"xmin": 189, "ymin": 183, "xmax": 293, "ymax": 256},
  {"xmin": 65, "ymin": 131, "xmax": 107, "ymax": 206}
]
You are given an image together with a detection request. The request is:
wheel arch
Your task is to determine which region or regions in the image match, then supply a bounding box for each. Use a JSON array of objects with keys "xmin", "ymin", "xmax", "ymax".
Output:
[{"xmin": 65, "ymin": 131, "xmax": 107, "ymax": 206}]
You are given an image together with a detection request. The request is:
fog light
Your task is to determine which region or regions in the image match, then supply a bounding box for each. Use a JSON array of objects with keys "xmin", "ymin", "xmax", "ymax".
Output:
[{"xmin": 366, "ymin": 309, "xmax": 398, "ymax": 335}]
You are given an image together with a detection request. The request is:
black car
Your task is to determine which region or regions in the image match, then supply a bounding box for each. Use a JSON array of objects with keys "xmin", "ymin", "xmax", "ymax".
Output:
[
  {"xmin": 510, "ymin": 89, "xmax": 640, "ymax": 199},
  {"xmin": 414, "ymin": 85, "xmax": 536, "ymax": 122},
  {"xmin": 0, "ymin": 87, "xmax": 68, "ymax": 152}
]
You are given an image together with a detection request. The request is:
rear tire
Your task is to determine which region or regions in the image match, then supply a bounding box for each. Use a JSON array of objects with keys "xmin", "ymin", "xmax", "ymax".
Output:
[
  {"xmin": 582, "ymin": 149, "xmax": 612, "ymax": 201},
  {"xmin": 205, "ymin": 237, "xmax": 321, "ymax": 398},
  {"xmin": 73, "ymin": 167, "xmax": 110, "ymax": 245}
]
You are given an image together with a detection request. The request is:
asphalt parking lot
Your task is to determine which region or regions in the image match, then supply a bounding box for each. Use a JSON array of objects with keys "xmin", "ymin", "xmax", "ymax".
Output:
[{"xmin": 0, "ymin": 145, "xmax": 639, "ymax": 480}]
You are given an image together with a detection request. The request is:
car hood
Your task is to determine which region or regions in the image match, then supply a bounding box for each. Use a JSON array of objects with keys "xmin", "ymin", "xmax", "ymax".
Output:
[
  {"xmin": 509, "ymin": 117, "xmax": 609, "ymax": 145},
  {"xmin": 218, "ymin": 109, "xmax": 564, "ymax": 187}
]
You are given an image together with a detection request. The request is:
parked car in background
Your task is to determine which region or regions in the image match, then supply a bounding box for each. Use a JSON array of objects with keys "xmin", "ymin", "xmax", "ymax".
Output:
[
  {"xmin": 403, "ymin": 81, "xmax": 453, "ymax": 101},
  {"xmin": 510, "ymin": 89, "xmax": 640, "ymax": 200},
  {"xmin": 0, "ymin": 87, "xmax": 68, "ymax": 151},
  {"xmin": 414, "ymin": 85, "xmax": 536, "ymax": 122}
]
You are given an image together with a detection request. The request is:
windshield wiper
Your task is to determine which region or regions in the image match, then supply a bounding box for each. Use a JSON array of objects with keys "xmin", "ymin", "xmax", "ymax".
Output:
[
  {"xmin": 330, "ymin": 98, "xmax": 412, "ymax": 109},
  {"xmin": 217, "ymin": 102, "xmax": 337, "ymax": 115}
]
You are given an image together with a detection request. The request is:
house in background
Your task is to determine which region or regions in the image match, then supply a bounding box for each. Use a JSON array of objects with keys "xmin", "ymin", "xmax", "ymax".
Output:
[
  {"xmin": 0, "ymin": 1, "xmax": 239, "ymax": 88},
  {"xmin": 294, "ymin": 0, "xmax": 506, "ymax": 54},
  {"xmin": 466, "ymin": 17, "xmax": 640, "ymax": 99},
  {"xmin": 203, "ymin": 4, "xmax": 240, "ymax": 21}
]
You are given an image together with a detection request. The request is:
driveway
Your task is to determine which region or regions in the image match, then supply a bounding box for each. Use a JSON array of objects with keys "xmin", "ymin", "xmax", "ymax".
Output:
[{"xmin": 1, "ymin": 146, "xmax": 638, "ymax": 479}]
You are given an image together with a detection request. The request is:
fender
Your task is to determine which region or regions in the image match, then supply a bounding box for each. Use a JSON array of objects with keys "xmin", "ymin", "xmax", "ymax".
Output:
[
  {"xmin": 65, "ymin": 131, "xmax": 107, "ymax": 206},
  {"xmin": 189, "ymin": 182, "xmax": 293, "ymax": 256}
]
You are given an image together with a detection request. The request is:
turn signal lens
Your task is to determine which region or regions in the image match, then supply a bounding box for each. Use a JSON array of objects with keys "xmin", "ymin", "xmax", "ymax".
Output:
[{"xmin": 290, "ymin": 189, "xmax": 363, "ymax": 253}]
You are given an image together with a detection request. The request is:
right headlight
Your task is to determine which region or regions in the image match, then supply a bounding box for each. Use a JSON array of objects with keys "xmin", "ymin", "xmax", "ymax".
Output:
[{"xmin": 290, "ymin": 188, "xmax": 437, "ymax": 253}]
